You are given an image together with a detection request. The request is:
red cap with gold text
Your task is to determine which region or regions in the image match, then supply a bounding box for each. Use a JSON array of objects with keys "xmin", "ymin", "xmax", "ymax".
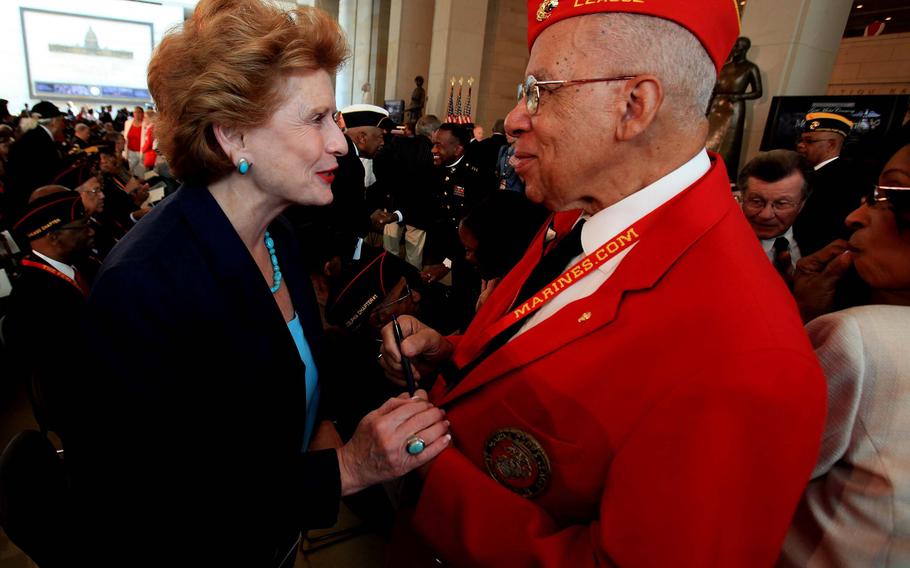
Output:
[{"xmin": 528, "ymin": 0, "xmax": 741, "ymax": 73}]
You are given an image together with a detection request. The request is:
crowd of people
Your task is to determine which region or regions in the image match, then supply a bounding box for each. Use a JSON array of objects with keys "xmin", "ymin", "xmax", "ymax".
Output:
[{"xmin": 0, "ymin": 0, "xmax": 908, "ymax": 566}]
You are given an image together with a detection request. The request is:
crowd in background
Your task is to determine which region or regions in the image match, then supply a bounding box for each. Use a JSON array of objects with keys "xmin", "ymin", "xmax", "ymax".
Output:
[{"xmin": 0, "ymin": 76, "xmax": 908, "ymax": 565}]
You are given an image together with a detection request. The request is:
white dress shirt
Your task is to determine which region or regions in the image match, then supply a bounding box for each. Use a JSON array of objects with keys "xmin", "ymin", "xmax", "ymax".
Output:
[
  {"xmin": 32, "ymin": 250, "xmax": 76, "ymax": 280},
  {"xmin": 814, "ymin": 156, "xmax": 839, "ymax": 171},
  {"xmin": 514, "ymin": 149, "xmax": 711, "ymax": 338},
  {"xmin": 759, "ymin": 226, "xmax": 802, "ymax": 265}
]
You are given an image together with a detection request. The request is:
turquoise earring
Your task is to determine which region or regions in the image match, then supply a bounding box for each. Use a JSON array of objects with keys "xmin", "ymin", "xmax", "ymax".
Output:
[{"xmin": 238, "ymin": 158, "xmax": 251, "ymax": 175}]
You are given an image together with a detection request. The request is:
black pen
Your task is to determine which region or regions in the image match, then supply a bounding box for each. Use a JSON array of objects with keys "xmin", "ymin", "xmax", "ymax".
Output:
[{"xmin": 391, "ymin": 314, "xmax": 416, "ymax": 396}]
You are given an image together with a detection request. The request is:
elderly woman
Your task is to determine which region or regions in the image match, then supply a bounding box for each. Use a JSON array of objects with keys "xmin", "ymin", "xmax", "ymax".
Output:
[
  {"xmin": 68, "ymin": 1, "xmax": 449, "ymax": 566},
  {"xmin": 780, "ymin": 143, "xmax": 910, "ymax": 567}
]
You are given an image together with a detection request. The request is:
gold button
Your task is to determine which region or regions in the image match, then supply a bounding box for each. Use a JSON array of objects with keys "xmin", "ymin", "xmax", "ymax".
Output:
[{"xmin": 577, "ymin": 311, "xmax": 592, "ymax": 323}]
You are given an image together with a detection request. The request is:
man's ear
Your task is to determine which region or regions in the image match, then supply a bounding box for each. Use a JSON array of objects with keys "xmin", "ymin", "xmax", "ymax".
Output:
[
  {"xmin": 212, "ymin": 124, "xmax": 246, "ymax": 164},
  {"xmin": 616, "ymin": 74, "xmax": 663, "ymax": 142}
]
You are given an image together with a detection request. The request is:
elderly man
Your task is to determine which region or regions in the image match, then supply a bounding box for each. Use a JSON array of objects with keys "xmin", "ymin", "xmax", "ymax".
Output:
[
  {"xmin": 6, "ymin": 190, "xmax": 95, "ymax": 437},
  {"xmin": 380, "ymin": 114, "xmax": 441, "ymax": 269},
  {"xmin": 5, "ymin": 101, "xmax": 67, "ymax": 212},
  {"xmin": 380, "ymin": 1, "xmax": 826, "ymax": 566},
  {"xmin": 739, "ymin": 149, "xmax": 813, "ymax": 279},
  {"xmin": 323, "ymin": 104, "xmax": 395, "ymax": 261},
  {"xmin": 794, "ymin": 112, "xmax": 865, "ymax": 256},
  {"xmin": 71, "ymin": 123, "xmax": 93, "ymax": 149}
]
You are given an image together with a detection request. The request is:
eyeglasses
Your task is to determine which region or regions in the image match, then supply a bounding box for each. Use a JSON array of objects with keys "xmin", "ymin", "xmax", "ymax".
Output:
[
  {"xmin": 742, "ymin": 195, "xmax": 802, "ymax": 213},
  {"xmin": 53, "ymin": 220, "xmax": 92, "ymax": 231},
  {"xmin": 517, "ymin": 74, "xmax": 635, "ymax": 115},
  {"xmin": 796, "ymin": 137, "xmax": 836, "ymax": 146},
  {"xmin": 863, "ymin": 185, "xmax": 910, "ymax": 210},
  {"xmin": 373, "ymin": 283, "xmax": 412, "ymax": 315}
]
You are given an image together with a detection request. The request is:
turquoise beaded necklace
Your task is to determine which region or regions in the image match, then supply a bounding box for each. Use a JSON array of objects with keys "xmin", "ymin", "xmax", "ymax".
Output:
[{"xmin": 264, "ymin": 231, "xmax": 282, "ymax": 293}]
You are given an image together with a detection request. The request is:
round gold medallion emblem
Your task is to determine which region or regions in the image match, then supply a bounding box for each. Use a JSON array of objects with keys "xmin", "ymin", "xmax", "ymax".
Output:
[
  {"xmin": 484, "ymin": 428, "xmax": 551, "ymax": 498},
  {"xmin": 536, "ymin": 0, "xmax": 558, "ymax": 22}
]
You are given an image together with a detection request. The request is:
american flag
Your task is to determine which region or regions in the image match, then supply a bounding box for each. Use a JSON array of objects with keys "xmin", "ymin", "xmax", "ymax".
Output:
[
  {"xmin": 446, "ymin": 78, "xmax": 456, "ymax": 123},
  {"xmin": 453, "ymin": 78, "xmax": 463, "ymax": 124},
  {"xmin": 463, "ymin": 78, "xmax": 473, "ymax": 124}
]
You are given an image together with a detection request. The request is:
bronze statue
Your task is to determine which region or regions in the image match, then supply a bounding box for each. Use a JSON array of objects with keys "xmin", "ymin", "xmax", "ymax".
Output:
[
  {"xmin": 406, "ymin": 75, "xmax": 426, "ymax": 123},
  {"xmin": 706, "ymin": 37, "xmax": 762, "ymax": 182}
]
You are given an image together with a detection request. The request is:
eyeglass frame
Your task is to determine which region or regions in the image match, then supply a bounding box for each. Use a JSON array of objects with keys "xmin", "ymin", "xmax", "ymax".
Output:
[
  {"xmin": 371, "ymin": 282, "xmax": 413, "ymax": 316},
  {"xmin": 795, "ymin": 136, "xmax": 839, "ymax": 145},
  {"xmin": 864, "ymin": 184, "xmax": 910, "ymax": 209},
  {"xmin": 52, "ymin": 219, "xmax": 93, "ymax": 232},
  {"xmin": 741, "ymin": 193, "xmax": 804, "ymax": 213},
  {"xmin": 517, "ymin": 74, "xmax": 636, "ymax": 115}
]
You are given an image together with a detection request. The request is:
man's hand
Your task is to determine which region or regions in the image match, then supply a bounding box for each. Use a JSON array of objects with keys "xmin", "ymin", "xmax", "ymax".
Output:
[
  {"xmin": 125, "ymin": 177, "xmax": 150, "ymax": 206},
  {"xmin": 379, "ymin": 315, "xmax": 454, "ymax": 387},
  {"xmin": 420, "ymin": 264, "xmax": 450, "ymax": 284},
  {"xmin": 792, "ymin": 239, "xmax": 853, "ymax": 322},
  {"xmin": 370, "ymin": 208, "xmax": 394, "ymax": 231},
  {"xmin": 336, "ymin": 389, "xmax": 450, "ymax": 496},
  {"xmin": 132, "ymin": 207, "xmax": 152, "ymax": 220}
]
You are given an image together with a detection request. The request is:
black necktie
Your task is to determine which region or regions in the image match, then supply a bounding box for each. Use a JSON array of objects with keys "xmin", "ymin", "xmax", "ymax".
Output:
[
  {"xmin": 442, "ymin": 219, "xmax": 587, "ymax": 388},
  {"xmin": 510, "ymin": 219, "xmax": 586, "ymax": 311},
  {"xmin": 772, "ymin": 237, "xmax": 791, "ymax": 274}
]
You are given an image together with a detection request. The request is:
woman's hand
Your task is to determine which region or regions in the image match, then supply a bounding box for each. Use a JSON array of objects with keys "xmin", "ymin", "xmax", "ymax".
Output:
[
  {"xmin": 476, "ymin": 278, "xmax": 500, "ymax": 312},
  {"xmin": 309, "ymin": 420, "xmax": 343, "ymax": 451},
  {"xmin": 379, "ymin": 315, "xmax": 454, "ymax": 387},
  {"xmin": 792, "ymin": 239, "xmax": 853, "ymax": 322},
  {"xmin": 336, "ymin": 390, "xmax": 450, "ymax": 495}
]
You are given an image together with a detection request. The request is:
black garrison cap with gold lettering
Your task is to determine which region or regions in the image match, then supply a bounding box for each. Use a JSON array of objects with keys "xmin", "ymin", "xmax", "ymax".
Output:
[
  {"xmin": 13, "ymin": 192, "xmax": 86, "ymax": 240},
  {"xmin": 803, "ymin": 112, "xmax": 853, "ymax": 138}
]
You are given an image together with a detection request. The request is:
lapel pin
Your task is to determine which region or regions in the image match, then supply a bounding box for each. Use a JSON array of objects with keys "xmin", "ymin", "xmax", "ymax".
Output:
[
  {"xmin": 536, "ymin": 0, "xmax": 558, "ymax": 22},
  {"xmin": 577, "ymin": 311, "xmax": 592, "ymax": 323}
]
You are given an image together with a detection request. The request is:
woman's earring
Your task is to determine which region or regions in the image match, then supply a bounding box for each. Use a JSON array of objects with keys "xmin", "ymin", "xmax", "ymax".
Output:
[{"xmin": 238, "ymin": 158, "xmax": 252, "ymax": 175}]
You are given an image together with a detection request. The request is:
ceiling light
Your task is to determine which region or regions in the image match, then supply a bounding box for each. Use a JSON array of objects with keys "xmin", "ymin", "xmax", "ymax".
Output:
[
  {"xmin": 885, "ymin": 16, "xmax": 892, "ymax": 20},
  {"xmin": 856, "ymin": 4, "xmax": 863, "ymax": 8}
]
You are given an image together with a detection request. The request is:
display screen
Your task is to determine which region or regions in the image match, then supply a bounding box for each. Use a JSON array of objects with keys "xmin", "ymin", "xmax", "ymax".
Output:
[{"xmin": 20, "ymin": 8, "xmax": 154, "ymax": 103}]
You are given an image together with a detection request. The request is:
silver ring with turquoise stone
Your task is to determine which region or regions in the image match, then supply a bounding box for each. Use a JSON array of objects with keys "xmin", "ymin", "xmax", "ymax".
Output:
[{"xmin": 405, "ymin": 435, "xmax": 426, "ymax": 455}]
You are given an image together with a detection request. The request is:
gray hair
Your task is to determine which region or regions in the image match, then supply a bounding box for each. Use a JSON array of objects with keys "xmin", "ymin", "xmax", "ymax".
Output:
[
  {"xmin": 415, "ymin": 114, "xmax": 441, "ymax": 138},
  {"xmin": 737, "ymin": 150, "xmax": 812, "ymax": 200},
  {"xmin": 585, "ymin": 13, "xmax": 716, "ymax": 123}
]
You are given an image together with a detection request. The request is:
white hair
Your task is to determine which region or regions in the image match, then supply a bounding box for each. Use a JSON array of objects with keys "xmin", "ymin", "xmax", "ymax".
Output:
[{"xmin": 584, "ymin": 13, "xmax": 716, "ymax": 123}]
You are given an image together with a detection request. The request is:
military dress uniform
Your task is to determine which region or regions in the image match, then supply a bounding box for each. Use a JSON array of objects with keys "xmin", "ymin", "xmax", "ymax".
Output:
[
  {"xmin": 391, "ymin": 153, "xmax": 827, "ymax": 568},
  {"xmin": 424, "ymin": 155, "xmax": 489, "ymax": 327},
  {"xmin": 388, "ymin": 2, "xmax": 827, "ymax": 564}
]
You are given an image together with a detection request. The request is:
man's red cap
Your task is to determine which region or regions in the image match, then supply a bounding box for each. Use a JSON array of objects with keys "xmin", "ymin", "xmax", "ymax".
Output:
[{"xmin": 527, "ymin": 0, "xmax": 741, "ymax": 73}]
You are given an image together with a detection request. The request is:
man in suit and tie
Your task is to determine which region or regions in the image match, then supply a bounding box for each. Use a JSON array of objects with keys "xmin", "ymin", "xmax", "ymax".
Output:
[
  {"xmin": 379, "ymin": 0, "xmax": 826, "ymax": 566},
  {"xmin": 472, "ymin": 118, "xmax": 509, "ymax": 188},
  {"xmin": 5, "ymin": 101, "xmax": 67, "ymax": 213},
  {"xmin": 378, "ymin": 114, "xmax": 441, "ymax": 268},
  {"xmin": 794, "ymin": 112, "xmax": 866, "ymax": 255},
  {"xmin": 738, "ymin": 149, "xmax": 812, "ymax": 284}
]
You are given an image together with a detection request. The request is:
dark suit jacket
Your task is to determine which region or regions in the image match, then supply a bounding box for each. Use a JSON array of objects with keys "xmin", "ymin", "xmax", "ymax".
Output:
[
  {"xmin": 793, "ymin": 157, "xmax": 866, "ymax": 256},
  {"xmin": 69, "ymin": 185, "xmax": 340, "ymax": 566},
  {"xmin": 378, "ymin": 134, "xmax": 439, "ymax": 230},
  {"xmin": 5, "ymin": 254, "xmax": 88, "ymax": 436},
  {"xmin": 472, "ymin": 133, "xmax": 509, "ymax": 189},
  {"xmin": 327, "ymin": 135, "xmax": 371, "ymax": 256},
  {"xmin": 5, "ymin": 127, "xmax": 65, "ymax": 213}
]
